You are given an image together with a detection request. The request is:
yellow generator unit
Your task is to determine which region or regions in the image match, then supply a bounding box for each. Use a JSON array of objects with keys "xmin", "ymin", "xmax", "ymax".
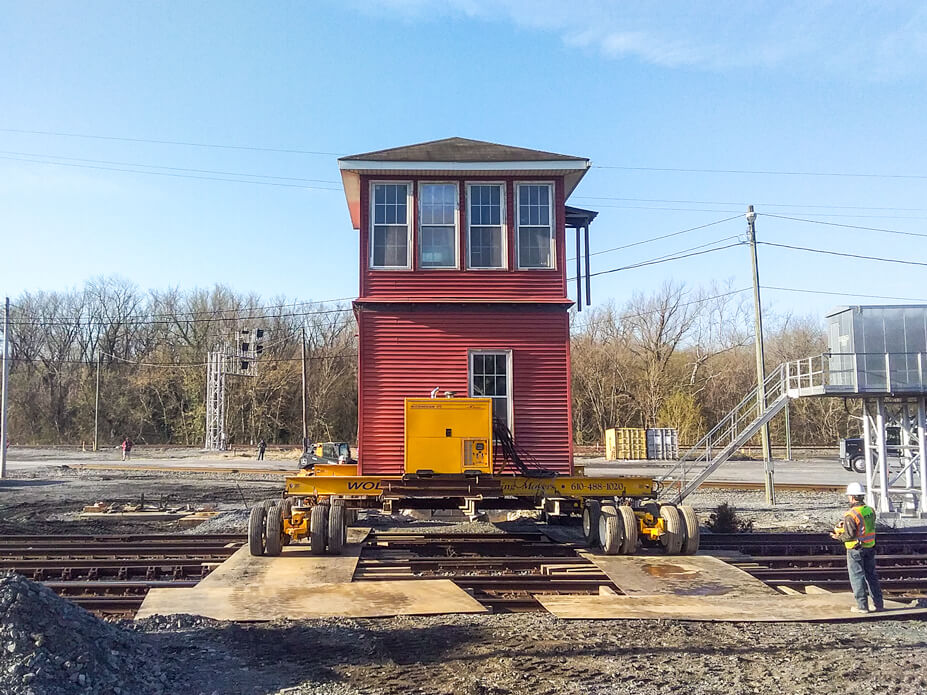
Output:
[{"xmin": 404, "ymin": 398, "xmax": 493, "ymax": 475}]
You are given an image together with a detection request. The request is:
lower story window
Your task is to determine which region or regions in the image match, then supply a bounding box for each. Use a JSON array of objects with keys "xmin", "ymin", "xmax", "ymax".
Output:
[
  {"xmin": 421, "ymin": 226, "xmax": 455, "ymax": 267},
  {"xmin": 469, "ymin": 350, "xmax": 512, "ymax": 430},
  {"xmin": 372, "ymin": 225, "xmax": 409, "ymax": 267}
]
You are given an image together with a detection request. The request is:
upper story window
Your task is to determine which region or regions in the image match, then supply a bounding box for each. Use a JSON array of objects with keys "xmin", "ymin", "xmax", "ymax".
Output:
[
  {"xmin": 516, "ymin": 183, "xmax": 554, "ymax": 269},
  {"xmin": 419, "ymin": 183, "xmax": 458, "ymax": 269},
  {"xmin": 371, "ymin": 183, "xmax": 411, "ymax": 268},
  {"xmin": 467, "ymin": 184, "xmax": 505, "ymax": 269}
]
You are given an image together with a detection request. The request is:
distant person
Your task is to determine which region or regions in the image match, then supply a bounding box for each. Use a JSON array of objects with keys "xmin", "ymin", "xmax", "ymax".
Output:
[
  {"xmin": 121, "ymin": 437, "xmax": 133, "ymax": 461},
  {"xmin": 830, "ymin": 482, "xmax": 884, "ymax": 613},
  {"xmin": 257, "ymin": 438, "xmax": 266, "ymax": 461}
]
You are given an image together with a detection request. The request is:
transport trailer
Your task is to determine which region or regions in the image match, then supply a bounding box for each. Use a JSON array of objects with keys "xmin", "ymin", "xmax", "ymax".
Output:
[{"xmin": 248, "ymin": 398, "xmax": 699, "ymax": 558}]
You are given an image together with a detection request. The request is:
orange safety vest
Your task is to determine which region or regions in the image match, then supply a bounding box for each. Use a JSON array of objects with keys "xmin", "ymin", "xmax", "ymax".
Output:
[{"xmin": 844, "ymin": 505, "xmax": 876, "ymax": 549}]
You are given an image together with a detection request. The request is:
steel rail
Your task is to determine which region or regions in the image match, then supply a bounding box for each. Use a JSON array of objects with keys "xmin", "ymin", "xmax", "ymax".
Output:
[
  {"xmin": 0, "ymin": 533, "xmax": 247, "ymax": 547},
  {"xmin": 0, "ymin": 545, "xmax": 242, "ymax": 558},
  {"xmin": 0, "ymin": 557, "xmax": 232, "ymax": 569}
]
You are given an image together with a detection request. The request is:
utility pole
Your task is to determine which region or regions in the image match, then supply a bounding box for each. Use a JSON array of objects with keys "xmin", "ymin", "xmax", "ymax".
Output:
[
  {"xmin": 747, "ymin": 206, "xmax": 775, "ymax": 504},
  {"xmin": 1, "ymin": 297, "xmax": 10, "ymax": 479},
  {"xmin": 93, "ymin": 351, "xmax": 101, "ymax": 452},
  {"xmin": 301, "ymin": 326, "xmax": 308, "ymax": 452}
]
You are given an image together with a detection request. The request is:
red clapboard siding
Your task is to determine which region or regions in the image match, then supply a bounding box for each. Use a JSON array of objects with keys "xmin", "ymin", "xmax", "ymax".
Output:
[{"xmin": 356, "ymin": 305, "xmax": 573, "ymax": 476}]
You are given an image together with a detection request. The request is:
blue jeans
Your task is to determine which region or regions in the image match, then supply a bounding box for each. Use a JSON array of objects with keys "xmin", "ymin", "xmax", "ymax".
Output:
[{"xmin": 847, "ymin": 546, "xmax": 884, "ymax": 610}]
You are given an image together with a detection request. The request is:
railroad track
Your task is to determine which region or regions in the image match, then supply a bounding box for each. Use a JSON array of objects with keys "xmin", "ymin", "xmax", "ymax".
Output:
[
  {"xmin": 0, "ymin": 534, "xmax": 245, "ymax": 615},
  {"xmin": 701, "ymin": 531, "xmax": 927, "ymax": 596},
  {"xmin": 354, "ymin": 530, "xmax": 927, "ymax": 611},
  {"xmin": 4, "ymin": 530, "xmax": 926, "ymax": 616}
]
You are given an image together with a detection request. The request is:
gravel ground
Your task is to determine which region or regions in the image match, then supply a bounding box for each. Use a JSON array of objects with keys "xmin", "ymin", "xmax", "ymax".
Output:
[
  {"xmin": 4, "ymin": 466, "xmax": 927, "ymax": 694},
  {"xmin": 0, "ymin": 572, "xmax": 168, "ymax": 695},
  {"xmin": 4, "ymin": 572, "xmax": 927, "ymax": 695},
  {"xmin": 682, "ymin": 488, "xmax": 848, "ymax": 533},
  {"xmin": 0, "ymin": 466, "xmax": 282, "ymax": 535}
]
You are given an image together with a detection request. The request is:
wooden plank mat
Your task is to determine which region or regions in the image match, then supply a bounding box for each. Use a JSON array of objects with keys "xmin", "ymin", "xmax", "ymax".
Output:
[
  {"xmin": 536, "ymin": 593, "xmax": 927, "ymax": 622},
  {"xmin": 136, "ymin": 579, "xmax": 488, "ymax": 620},
  {"xmin": 580, "ymin": 552, "xmax": 778, "ymax": 598},
  {"xmin": 198, "ymin": 528, "xmax": 369, "ymax": 589}
]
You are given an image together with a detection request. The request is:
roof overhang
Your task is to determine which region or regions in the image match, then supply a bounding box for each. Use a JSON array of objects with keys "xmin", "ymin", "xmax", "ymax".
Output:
[{"xmin": 338, "ymin": 159, "xmax": 591, "ymax": 230}]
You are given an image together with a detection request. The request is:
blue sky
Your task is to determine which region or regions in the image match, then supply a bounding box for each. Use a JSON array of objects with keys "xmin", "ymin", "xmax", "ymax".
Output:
[{"xmin": 2, "ymin": 1, "xmax": 926, "ymax": 322}]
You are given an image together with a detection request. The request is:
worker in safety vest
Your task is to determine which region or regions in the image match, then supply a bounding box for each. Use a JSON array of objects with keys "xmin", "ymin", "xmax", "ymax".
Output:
[{"xmin": 830, "ymin": 482, "xmax": 884, "ymax": 613}]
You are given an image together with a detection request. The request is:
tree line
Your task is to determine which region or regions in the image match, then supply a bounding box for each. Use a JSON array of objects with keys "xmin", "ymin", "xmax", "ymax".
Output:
[
  {"xmin": 4, "ymin": 277, "xmax": 356, "ymax": 447},
  {"xmin": 2, "ymin": 277, "xmax": 854, "ymax": 449},
  {"xmin": 570, "ymin": 281, "xmax": 856, "ymax": 447}
]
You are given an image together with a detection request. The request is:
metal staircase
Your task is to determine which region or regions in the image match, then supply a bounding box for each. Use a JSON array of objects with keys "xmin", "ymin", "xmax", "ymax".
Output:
[{"xmin": 657, "ymin": 364, "xmax": 790, "ymax": 503}]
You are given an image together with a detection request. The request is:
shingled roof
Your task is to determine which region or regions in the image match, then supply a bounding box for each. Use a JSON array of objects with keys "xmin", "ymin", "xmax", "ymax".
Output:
[{"xmin": 340, "ymin": 137, "xmax": 586, "ymax": 163}]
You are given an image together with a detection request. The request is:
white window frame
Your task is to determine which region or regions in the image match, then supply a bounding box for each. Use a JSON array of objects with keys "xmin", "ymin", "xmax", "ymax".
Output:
[
  {"xmin": 369, "ymin": 180, "xmax": 413, "ymax": 270},
  {"xmin": 515, "ymin": 181, "xmax": 556, "ymax": 270},
  {"xmin": 466, "ymin": 182, "xmax": 508, "ymax": 270},
  {"xmin": 468, "ymin": 349, "xmax": 514, "ymax": 434},
  {"xmin": 417, "ymin": 181, "xmax": 459, "ymax": 270}
]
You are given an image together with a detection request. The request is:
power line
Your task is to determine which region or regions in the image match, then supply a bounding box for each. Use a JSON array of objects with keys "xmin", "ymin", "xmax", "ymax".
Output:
[
  {"xmin": 570, "ymin": 286, "xmax": 752, "ymax": 332},
  {"xmin": 8, "ymin": 127, "xmax": 926, "ymax": 180},
  {"xmin": 566, "ymin": 214, "xmax": 742, "ymax": 262},
  {"xmin": 591, "ymin": 163, "xmax": 927, "ymax": 181},
  {"xmin": 8, "ymin": 306, "xmax": 354, "ymax": 329},
  {"xmin": 20, "ymin": 352, "xmax": 357, "ymax": 368},
  {"xmin": 0, "ymin": 127, "xmax": 345, "ymax": 157},
  {"xmin": 0, "ymin": 149, "xmax": 341, "ymax": 185},
  {"xmin": 758, "ymin": 241, "xmax": 927, "ymax": 268},
  {"xmin": 8, "ymin": 297, "xmax": 354, "ymax": 324},
  {"xmin": 571, "ymin": 242, "xmax": 743, "ymax": 282},
  {"xmin": 0, "ymin": 155, "xmax": 341, "ymax": 191},
  {"xmin": 585, "ymin": 202, "xmax": 927, "ymax": 221},
  {"xmin": 574, "ymin": 196, "xmax": 927, "ymax": 213},
  {"xmin": 761, "ymin": 286, "xmax": 927, "ymax": 303},
  {"xmin": 760, "ymin": 213, "xmax": 927, "ymax": 239}
]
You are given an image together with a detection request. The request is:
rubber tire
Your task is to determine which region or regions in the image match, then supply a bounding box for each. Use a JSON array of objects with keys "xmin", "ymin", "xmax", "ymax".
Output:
[
  {"xmin": 328, "ymin": 503, "xmax": 346, "ymax": 555},
  {"xmin": 851, "ymin": 456, "xmax": 866, "ymax": 474},
  {"xmin": 279, "ymin": 498, "xmax": 293, "ymax": 546},
  {"xmin": 618, "ymin": 505, "xmax": 638, "ymax": 555},
  {"xmin": 659, "ymin": 505, "xmax": 684, "ymax": 555},
  {"xmin": 598, "ymin": 504, "xmax": 623, "ymax": 555},
  {"xmin": 582, "ymin": 500, "xmax": 601, "ymax": 547},
  {"xmin": 679, "ymin": 505, "xmax": 700, "ymax": 555},
  {"xmin": 248, "ymin": 504, "xmax": 266, "ymax": 557},
  {"xmin": 264, "ymin": 505, "xmax": 283, "ymax": 557},
  {"xmin": 261, "ymin": 499, "xmax": 276, "ymax": 511},
  {"xmin": 310, "ymin": 505, "xmax": 329, "ymax": 556}
]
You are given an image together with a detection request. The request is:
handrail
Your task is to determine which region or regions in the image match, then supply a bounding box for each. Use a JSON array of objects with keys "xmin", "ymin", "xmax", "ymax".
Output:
[
  {"xmin": 784, "ymin": 352, "xmax": 927, "ymax": 394},
  {"xmin": 658, "ymin": 363, "xmax": 786, "ymax": 489}
]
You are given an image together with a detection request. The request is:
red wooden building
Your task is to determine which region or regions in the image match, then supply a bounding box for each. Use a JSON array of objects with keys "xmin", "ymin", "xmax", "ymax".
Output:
[{"xmin": 337, "ymin": 138, "xmax": 593, "ymax": 476}]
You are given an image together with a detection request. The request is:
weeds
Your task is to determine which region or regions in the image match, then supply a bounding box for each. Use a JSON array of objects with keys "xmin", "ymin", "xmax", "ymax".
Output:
[{"xmin": 706, "ymin": 502, "xmax": 754, "ymax": 533}]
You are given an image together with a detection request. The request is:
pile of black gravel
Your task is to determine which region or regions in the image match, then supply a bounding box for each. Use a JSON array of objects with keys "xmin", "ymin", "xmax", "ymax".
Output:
[{"xmin": 0, "ymin": 572, "xmax": 168, "ymax": 695}]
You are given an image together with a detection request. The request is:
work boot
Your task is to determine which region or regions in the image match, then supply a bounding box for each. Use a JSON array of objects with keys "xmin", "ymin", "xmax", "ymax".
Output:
[{"xmin": 850, "ymin": 606, "xmax": 870, "ymax": 614}]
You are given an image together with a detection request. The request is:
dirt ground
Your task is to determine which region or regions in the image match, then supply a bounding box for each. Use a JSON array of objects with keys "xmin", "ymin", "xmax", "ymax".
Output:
[
  {"xmin": 131, "ymin": 613, "xmax": 927, "ymax": 695},
  {"xmin": 2, "ymin": 464, "xmax": 927, "ymax": 695}
]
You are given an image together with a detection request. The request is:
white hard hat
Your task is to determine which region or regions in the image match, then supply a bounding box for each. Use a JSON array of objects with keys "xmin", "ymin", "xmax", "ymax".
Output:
[{"xmin": 846, "ymin": 482, "xmax": 865, "ymax": 496}]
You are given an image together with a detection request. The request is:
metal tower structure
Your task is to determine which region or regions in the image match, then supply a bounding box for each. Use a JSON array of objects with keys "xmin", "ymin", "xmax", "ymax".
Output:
[
  {"xmin": 204, "ymin": 328, "xmax": 265, "ymax": 451},
  {"xmin": 659, "ymin": 305, "xmax": 927, "ymax": 521},
  {"xmin": 860, "ymin": 397, "xmax": 927, "ymax": 517}
]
